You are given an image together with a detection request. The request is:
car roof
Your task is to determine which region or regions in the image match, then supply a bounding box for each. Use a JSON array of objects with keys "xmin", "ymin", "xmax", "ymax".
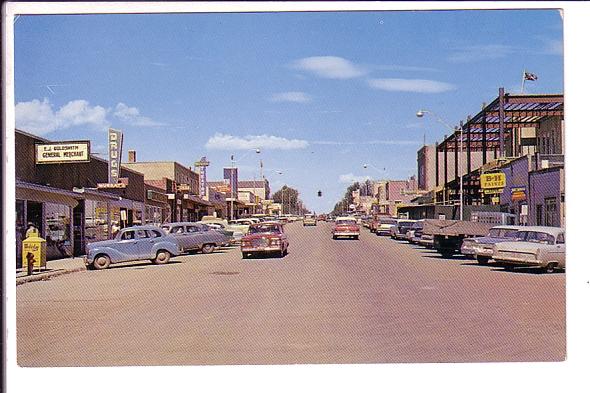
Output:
[
  {"xmin": 163, "ymin": 222, "xmax": 205, "ymax": 226},
  {"xmin": 490, "ymin": 225, "xmax": 524, "ymax": 230},
  {"xmin": 122, "ymin": 225, "xmax": 163, "ymax": 231},
  {"xmin": 516, "ymin": 226, "xmax": 565, "ymax": 236}
]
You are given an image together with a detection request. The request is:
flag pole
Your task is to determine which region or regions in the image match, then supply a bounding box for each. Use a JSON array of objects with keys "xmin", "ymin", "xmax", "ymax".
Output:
[{"xmin": 521, "ymin": 69, "xmax": 526, "ymax": 93}]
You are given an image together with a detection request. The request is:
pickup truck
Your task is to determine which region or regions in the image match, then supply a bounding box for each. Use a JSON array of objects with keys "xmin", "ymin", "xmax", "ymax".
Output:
[{"xmin": 422, "ymin": 219, "xmax": 494, "ymax": 258}]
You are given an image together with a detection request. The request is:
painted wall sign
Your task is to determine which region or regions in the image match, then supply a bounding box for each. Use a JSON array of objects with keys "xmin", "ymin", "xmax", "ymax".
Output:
[{"xmin": 35, "ymin": 141, "xmax": 90, "ymax": 164}]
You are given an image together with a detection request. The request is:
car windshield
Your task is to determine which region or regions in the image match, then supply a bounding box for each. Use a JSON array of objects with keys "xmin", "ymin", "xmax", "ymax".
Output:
[
  {"xmin": 399, "ymin": 222, "xmax": 414, "ymax": 228},
  {"xmin": 336, "ymin": 220, "xmax": 356, "ymax": 226},
  {"xmin": 412, "ymin": 222, "xmax": 423, "ymax": 229},
  {"xmin": 501, "ymin": 229, "xmax": 519, "ymax": 238},
  {"xmin": 248, "ymin": 224, "xmax": 281, "ymax": 234}
]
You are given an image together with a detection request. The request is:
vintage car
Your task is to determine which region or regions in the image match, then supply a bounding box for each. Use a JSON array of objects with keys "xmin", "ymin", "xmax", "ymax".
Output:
[
  {"xmin": 419, "ymin": 233, "xmax": 435, "ymax": 248},
  {"xmin": 407, "ymin": 220, "xmax": 425, "ymax": 244},
  {"xmin": 85, "ymin": 226, "xmax": 181, "ymax": 270},
  {"xmin": 332, "ymin": 217, "xmax": 360, "ymax": 240},
  {"xmin": 201, "ymin": 216, "xmax": 249, "ymax": 235},
  {"xmin": 369, "ymin": 215, "xmax": 391, "ymax": 233},
  {"xmin": 198, "ymin": 220, "xmax": 243, "ymax": 243},
  {"xmin": 161, "ymin": 222, "xmax": 229, "ymax": 253},
  {"xmin": 492, "ymin": 226, "xmax": 565, "ymax": 273},
  {"xmin": 241, "ymin": 222, "xmax": 289, "ymax": 258},
  {"xmin": 375, "ymin": 217, "xmax": 398, "ymax": 236},
  {"xmin": 460, "ymin": 225, "xmax": 521, "ymax": 264},
  {"xmin": 303, "ymin": 214, "xmax": 318, "ymax": 226},
  {"xmin": 390, "ymin": 219, "xmax": 417, "ymax": 240}
]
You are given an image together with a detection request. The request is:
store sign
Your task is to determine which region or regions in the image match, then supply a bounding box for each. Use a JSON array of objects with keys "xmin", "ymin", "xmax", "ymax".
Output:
[
  {"xmin": 480, "ymin": 172, "xmax": 506, "ymax": 189},
  {"xmin": 511, "ymin": 186, "xmax": 527, "ymax": 202},
  {"xmin": 108, "ymin": 128, "xmax": 124, "ymax": 184},
  {"xmin": 177, "ymin": 183, "xmax": 191, "ymax": 192},
  {"xmin": 35, "ymin": 141, "xmax": 90, "ymax": 164},
  {"xmin": 223, "ymin": 167, "xmax": 238, "ymax": 199},
  {"xmin": 195, "ymin": 157, "xmax": 210, "ymax": 198},
  {"xmin": 483, "ymin": 188, "xmax": 503, "ymax": 195},
  {"xmin": 97, "ymin": 177, "xmax": 128, "ymax": 189}
]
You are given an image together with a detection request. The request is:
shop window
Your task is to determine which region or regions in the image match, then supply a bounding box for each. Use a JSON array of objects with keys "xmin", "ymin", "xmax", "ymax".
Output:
[
  {"xmin": 85, "ymin": 200, "xmax": 109, "ymax": 243},
  {"xmin": 44, "ymin": 202, "xmax": 72, "ymax": 259}
]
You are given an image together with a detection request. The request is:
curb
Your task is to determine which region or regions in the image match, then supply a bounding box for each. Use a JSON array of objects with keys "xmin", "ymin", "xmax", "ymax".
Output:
[{"xmin": 16, "ymin": 266, "xmax": 88, "ymax": 286}]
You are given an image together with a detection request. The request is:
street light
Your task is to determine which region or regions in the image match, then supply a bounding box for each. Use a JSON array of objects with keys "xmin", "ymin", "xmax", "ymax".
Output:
[{"xmin": 416, "ymin": 109, "xmax": 464, "ymax": 221}]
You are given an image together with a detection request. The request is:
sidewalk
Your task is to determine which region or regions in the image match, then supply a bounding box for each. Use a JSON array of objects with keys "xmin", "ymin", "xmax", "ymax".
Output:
[{"xmin": 16, "ymin": 257, "xmax": 88, "ymax": 286}]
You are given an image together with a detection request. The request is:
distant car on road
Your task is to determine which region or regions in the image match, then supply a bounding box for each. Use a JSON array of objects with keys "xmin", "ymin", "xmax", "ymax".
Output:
[
  {"xmin": 460, "ymin": 225, "xmax": 522, "ymax": 264},
  {"xmin": 161, "ymin": 222, "xmax": 229, "ymax": 253},
  {"xmin": 492, "ymin": 226, "xmax": 565, "ymax": 273},
  {"xmin": 85, "ymin": 226, "xmax": 180, "ymax": 270},
  {"xmin": 369, "ymin": 215, "xmax": 391, "ymax": 233},
  {"xmin": 407, "ymin": 220, "xmax": 425, "ymax": 244},
  {"xmin": 241, "ymin": 222, "xmax": 289, "ymax": 258},
  {"xmin": 303, "ymin": 214, "xmax": 318, "ymax": 226},
  {"xmin": 390, "ymin": 219, "xmax": 416, "ymax": 240},
  {"xmin": 332, "ymin": 217, "xmax": 360, "ymax": 240}
]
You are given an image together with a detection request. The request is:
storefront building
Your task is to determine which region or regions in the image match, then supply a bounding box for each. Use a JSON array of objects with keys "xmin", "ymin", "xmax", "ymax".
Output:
[
  {"xmin": 15, "ymin": 129, "xmax": 146, "ymax": 263},
  {"xmin": 528, "ymin": 166, "xmax": 565, "ymax": 227}
]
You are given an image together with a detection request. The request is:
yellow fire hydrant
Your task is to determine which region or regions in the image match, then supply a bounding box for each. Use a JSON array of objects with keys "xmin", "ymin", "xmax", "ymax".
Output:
[{"xmin": 22, "ymin": 233, "xmax": 47, "ymax": 275}]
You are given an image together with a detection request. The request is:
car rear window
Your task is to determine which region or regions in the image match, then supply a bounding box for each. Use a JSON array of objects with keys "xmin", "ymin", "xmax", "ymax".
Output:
[
  {"xmin": 337, "ymin": 220, "xmax": 357, "ymax": 226},
  {"xmin": 249, "ymin": 225, "xmax": 281, "ymax": 234},
  {"xmin": 151, "ymin": 230, "xmax": 162, "ymax": 238}
]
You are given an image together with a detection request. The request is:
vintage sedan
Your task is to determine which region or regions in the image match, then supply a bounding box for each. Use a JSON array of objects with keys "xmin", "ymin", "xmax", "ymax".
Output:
[
  {"xmin": 303, "ymin": 214, "xmax": 318, "ymax": 226},
  {"xmin": 85, "ymin": 226, "xmax": 180, "ymax": 270},
  {"xmin": 375, "ymin": 217, "xmax": 397, "ymax": 236},
  {"xmin": 241, "ymin": 222, "xmax": 289, "ymax": 258},
  {"xmin": 332, "ymin": 217, "xmax": 360, "ymax": 240},
  {"xmin": 390, "ymin": 219, "xmax": 416, "ymax": 240},
  {"xmin": 460, "ymin": 225, "xmax": 521, "ymax": 264},
  {"xmin": 492, "ymin": 226, "xmax": 565, "ymax": 273},
  {"xmin": 161, "ymin": 222, "xmax": 229, "ymax": 253}
]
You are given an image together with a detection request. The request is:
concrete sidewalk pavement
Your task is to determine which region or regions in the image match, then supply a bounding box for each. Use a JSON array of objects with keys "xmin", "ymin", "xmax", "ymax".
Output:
[{"xmin": 16, "ymin": 257, "xmax": 87, "ymax": 285}]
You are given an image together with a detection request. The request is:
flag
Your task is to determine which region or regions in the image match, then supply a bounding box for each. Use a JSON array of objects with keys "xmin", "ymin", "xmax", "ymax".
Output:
[{"xmin": 524, "ymin": 72, "xmax": 538, "ymax": 81}]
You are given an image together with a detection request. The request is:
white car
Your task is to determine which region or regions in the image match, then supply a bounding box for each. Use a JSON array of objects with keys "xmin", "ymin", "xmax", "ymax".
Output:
[{"xmin": 492, "ymin": 226, "xmax": 565, "ymax": 273}]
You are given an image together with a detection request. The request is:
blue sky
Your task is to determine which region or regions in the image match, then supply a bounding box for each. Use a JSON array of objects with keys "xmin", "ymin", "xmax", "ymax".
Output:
[{"xmin": 14, "ymin": 10, "xmax": 563, "ymax": 213}]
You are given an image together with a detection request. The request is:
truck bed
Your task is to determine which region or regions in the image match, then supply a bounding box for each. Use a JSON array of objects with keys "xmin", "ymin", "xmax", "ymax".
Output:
[{"xmin": 422, "ymin": 219, "xmax": 494, "ymax": 237}]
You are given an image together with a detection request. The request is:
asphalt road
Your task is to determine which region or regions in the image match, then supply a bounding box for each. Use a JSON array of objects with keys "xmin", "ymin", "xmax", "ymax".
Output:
[{"xmin": 17, "ymin": 221, "xmax": 565, "ymax": 366}]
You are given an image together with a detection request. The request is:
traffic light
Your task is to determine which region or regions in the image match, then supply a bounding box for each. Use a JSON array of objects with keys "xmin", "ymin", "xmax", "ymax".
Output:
[{"xmin": 317, "ymin": 190, "xmax": 322, "ymax": 197}]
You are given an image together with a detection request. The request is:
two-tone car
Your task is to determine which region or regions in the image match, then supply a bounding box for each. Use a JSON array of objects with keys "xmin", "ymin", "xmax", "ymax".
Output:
[
  {"xmin": 161, "ymin": 222, "xmax": 229, "ymax": 253},
  {"xmin": 85, "ymin": 226, "xmax": 181, "ymax": 270},
  {"xmin": 303, "ymin": 214, "xmax": 318, "ymax": 226},
  {"xmin": 460, "ymin": 225, "xmax": 521, "ymax": 264},
  {"xmin": 390, "ymin": 219, "xmax": 417, "ymax": 240},
  {"xmin": 332, "ymin": 217, "xmax": 360, "ymax": 240},
  {"xmin": 375, "ymin": 217, "xmax": 397, "ymax": 236},
  {"xmin": 407, "ymin": 220, "xmax": 425, "ymax": 244},
  {"xmin": 241, "ymin": 222, "xmax": 289, "ymax": 258},
  {"xmin": 492, "ymin": 226, "xmax": 565, "ymax": 273}
]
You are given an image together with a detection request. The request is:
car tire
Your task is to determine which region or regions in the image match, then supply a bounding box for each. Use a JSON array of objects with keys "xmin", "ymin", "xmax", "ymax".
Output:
[
  {"xmin": 332, "ymin": 235, "xmax": 337, "ymax": 240},
  {"xmin": 440, "ymin": 250, "xmax": 454, "ymax": 258},
  {"xmin": 354, "ymin": 235, "xmax": 359, "ymax": 240},
  {"xmin": 152, "ymin": 250, "xmax": 171, "ymax": 265},
  {"xmin": 476, "ymin": 256, "xmax": 490, "ymax": 265},
  {"xmin": 201, "ymin": 244, "xmax": 215, "ymax": 254},
  {"xmin": 544, "ymin": 262, "xmax": 557, "ymax": 274},
  {"xmin": 242, "ymin": 252, "xmax": 249, "ymax": 259},
  {"xmin": 93, "ymin": 255, "xmax": 111, "ymax": 270}
]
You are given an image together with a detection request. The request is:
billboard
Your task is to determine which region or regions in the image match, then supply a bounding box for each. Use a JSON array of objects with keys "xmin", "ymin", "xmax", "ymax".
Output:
[
  {"xmin": 108, "ymin": 128, "xmax": 124, "ymax": 184},
  {"xmin": 223, "ymin": 167, "xmax": 238, "ymax": 199}
]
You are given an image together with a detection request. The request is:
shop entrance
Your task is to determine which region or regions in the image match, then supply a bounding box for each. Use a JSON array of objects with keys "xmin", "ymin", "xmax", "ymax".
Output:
[
  {"xmin": 73, "ymin": 203, "xmax": 85, "ymax": 256},
  {"xmin": 27, "ymin": 201, "xmax": 43, "ymax": 235}
]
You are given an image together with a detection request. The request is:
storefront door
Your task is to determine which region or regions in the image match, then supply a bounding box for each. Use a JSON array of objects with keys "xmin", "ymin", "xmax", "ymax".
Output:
[{"xmin": 73, "ymin": 203, "xmax": 85, "ymax": 256}]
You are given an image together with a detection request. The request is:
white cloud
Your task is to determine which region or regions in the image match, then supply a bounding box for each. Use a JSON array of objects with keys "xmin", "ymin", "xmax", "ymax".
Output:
[
  {"xmin": 205, "ymin": 133, "xmax": 309, "ymax": 150},
  {"xmin": 15, "ymin": 98, "xmax": 108, "ymax": 135},
  {"xmin": 291, "ymin": 56, "xmax": 367, "ymax": 79},
  {"xmin": 113, "ymin": 103, "xmax": 165, "ymax": 127},
  {"xmin": 368, "ymin": 78, "xmax": 456, "ymax": 93},
  {"xmin": 339, "ymin": 173, "xmax": 372, "ymax": 184},
  {"xmin": 270, "ymin": 91, "xmax": 312, "ymax": 103},
  {"xmin": 447, "ymin": 44, "xmax": 516, "ymax": 63}
]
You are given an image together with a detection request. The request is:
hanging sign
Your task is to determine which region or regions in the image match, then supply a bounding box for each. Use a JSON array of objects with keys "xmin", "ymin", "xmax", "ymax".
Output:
[{"xmin": 108, "ymin": 128, "xmax": 124, "ymax": 184}]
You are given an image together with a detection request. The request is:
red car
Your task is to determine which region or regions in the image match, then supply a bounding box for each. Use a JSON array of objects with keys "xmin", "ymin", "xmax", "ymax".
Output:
[
  {"xmin": 332, "ymin": 217, "xmax": 361, "ymax": 240},
  {"xmin": 241, "ymin": 222, "xmax": 289, "ymax": 258}
]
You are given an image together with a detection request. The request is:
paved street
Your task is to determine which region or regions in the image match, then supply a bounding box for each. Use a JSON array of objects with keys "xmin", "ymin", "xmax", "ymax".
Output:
[{"xmin": 17, "ymin": 222, "xmax": 565, "ymax": 366}]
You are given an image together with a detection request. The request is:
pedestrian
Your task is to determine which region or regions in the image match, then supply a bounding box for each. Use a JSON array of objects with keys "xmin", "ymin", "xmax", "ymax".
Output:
[{"xmin": 25, "ymin": 222, "xmax": 39, "ymax": 238}]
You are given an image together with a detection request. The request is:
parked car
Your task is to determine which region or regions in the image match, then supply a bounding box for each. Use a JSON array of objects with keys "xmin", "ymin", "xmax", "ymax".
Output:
[
  {"xmin": 407, "ymin": 220, "xmax": 425, "ymax": 244},
  {"xmin": 376, "ymin": 217, "xmax": 398, "ymax": 236},
  {"xmin": 241, "ymin": 222, "xmax": 289, "ymax": 258},
  {"xmin": 418, "ymin": 233, "xmax": 435, "ymax": 248},
  {"xmin": 460, "ymin": 225, "xmax": 522, "ymax": 264},
  {"xmin": 199, "ymin": 221, "xmax": 242, "ymax": 243},
  {"xmin": 391, "ymin": 219, "xmax": 417, "ymax": 240},
  {"xmin": 332, "ymin": 217, "xmax": 360, "ymax": 240},
  {"xmin": 369, "ymin": 215, "xmax": 391, "ymax": 233},
  {"xmin": 492, "ymin": 226, "xmax": 565, "ymax": 273},
  {"xmin": 161, "ymin": 222, "xmax": 229, "ymax": 253},
  {"xmin": 85, "ymin": 226, "xmax": 180, "ymax": 270},
  {"xmin": 201, "ymin": 216, "xmax": 249, "ymax": 235},
  {"xmin": 303, "ymin": 214, "xmax": 318, "ymax": 226}
]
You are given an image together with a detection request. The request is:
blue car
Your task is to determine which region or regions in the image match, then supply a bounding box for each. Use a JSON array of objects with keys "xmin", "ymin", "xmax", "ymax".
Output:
[{"xmin": 85, "ymin": 225, "xmax": 181, "ymax": 270}]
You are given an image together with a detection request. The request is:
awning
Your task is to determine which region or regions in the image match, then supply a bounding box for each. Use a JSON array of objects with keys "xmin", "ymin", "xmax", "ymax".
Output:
[
  {"xmin": 72, "ymin": 187, "xmax": 120, "ymax": 202},
  {"xmin": 183, "ymin": 193, "xmax": 213, "ymax": 207},
  {"xmin": 16, "ymin": 180, "xmax": 80, "ymax": 208}
]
